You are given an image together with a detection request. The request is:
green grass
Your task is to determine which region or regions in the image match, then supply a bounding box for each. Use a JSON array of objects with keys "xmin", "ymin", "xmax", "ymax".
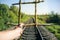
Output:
[
  {"xmin": 21, "ymin": 15, "xmax": 30, "ymax": 22},
  {"xmin": 45, "ymin": 25, "xmax": 60, "ymax": 40},
  {"xmin": 55, "ymin": 33, "xmax": 60, "ymax": 40}
]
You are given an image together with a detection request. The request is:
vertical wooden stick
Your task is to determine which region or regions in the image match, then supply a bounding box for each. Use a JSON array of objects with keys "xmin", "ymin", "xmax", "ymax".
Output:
[
  {"xmin": 35, "ymin": 0, "xmax": 37, "ymax": 27},
  {"xmin": 18, "ymin": 0, "xmax": 21, "ymax": 26}
]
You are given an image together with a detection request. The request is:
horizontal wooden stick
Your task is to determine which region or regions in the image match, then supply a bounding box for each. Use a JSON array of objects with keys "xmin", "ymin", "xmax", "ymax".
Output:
[
  {"xmin": 25, "ymin": 23, "xmax": 52, "ymax": 26},
  {"xmin": 6, "ymin": 23, "xmax": 52, "ymax": 26},
  {"xmin": 12, "ymin": 1, "xmax": 44, "ymax": 5}
]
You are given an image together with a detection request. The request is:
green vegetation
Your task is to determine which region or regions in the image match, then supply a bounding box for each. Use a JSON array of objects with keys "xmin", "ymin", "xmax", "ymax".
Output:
[
  {"xmin": 0, "ymin": 4, "xmax": 60, "ymax": 40},
  {"xmin": 46, "ymin": 11, "xmax": 60, "ymax": 25},
  {"xmin": 0, "ymin": 4, "xmax": 30, "ymax": 30},
  {"xmin": 37, "ymin": 12, "xmax": 60, "ymax": 40},
  {"xmin": 46, "ymin": 25, "xmax": 60, "ymax": 40}
]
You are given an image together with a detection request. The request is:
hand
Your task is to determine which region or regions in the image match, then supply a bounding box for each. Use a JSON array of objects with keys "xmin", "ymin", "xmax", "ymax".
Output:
[
  {"xmin": 16, "ymin": 23, "xmax": 25, "ymax": 30},
  {"xmin": 0, "ymin": 23, "xmax": 25, "ymax": 40},
  {"xmin": 20, "ymin": 23, "xmax": 25, "ymax": 29}
]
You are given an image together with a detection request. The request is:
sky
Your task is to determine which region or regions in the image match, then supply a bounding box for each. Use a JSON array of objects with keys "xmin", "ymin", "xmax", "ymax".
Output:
[{"xmin": 0, "ymin": 0, "xmax": 60, "ymax": 15}]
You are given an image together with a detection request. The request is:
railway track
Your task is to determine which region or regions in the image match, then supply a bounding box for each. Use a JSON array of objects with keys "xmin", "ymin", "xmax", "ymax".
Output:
[
  {"xmin": 19, "ymin": 18, "xmax": 58, "ymax": 40},
  {"xmin": 20, "ymin": 25, "xmax": 43, "ymax": 40},
  {"xmin": 20, "ymin": 18, "xmax": 43, "ymax": 40}
]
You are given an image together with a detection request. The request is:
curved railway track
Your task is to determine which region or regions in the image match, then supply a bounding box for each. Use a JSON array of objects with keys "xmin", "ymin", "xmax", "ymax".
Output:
[{"xmin": 19, "ymin": 18, "xmax": 58, "ymax": 40}]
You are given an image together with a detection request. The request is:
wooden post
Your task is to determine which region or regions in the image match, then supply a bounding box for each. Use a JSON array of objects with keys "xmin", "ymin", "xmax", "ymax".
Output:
[
  {"xmin": 35, "ymin": 0, "xmax": 37, "ymax": 27},
  {"xmin": 18, "ymin": 0, "xmax": 21, "ymax": 26}
]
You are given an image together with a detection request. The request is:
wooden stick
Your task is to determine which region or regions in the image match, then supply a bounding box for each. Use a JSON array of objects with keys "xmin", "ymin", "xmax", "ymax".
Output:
[
  {"xmin": 7, "ymin": 23, "xmax": 52, "ymax": 26},
  {"xmin": 12, "ymin": 1, "xmax": 44, "ymax": 5}
]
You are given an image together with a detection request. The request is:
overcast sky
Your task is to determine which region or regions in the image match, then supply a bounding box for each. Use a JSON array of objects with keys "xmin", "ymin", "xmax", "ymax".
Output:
[{"xmin": 0, "ymin": 0, "xmax": 60, "ymax": 15}]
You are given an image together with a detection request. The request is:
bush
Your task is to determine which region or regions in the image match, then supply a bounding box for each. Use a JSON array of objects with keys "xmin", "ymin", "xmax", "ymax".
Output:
[{"xmin": 46, "ymin": 12, "xmax": 60, "ymax": 25}]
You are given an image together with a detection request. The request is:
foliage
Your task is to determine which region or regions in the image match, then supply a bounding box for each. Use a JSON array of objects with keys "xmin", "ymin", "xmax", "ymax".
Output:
[
  {"xmin": 46, "ymin": 25, "xmax": 60, "ymax": 40},
  {"xmin": 0, "ymin": 4, "xmax": 29, "ymax": 30},
  {"xmin": 46, "ymin": 11, "xmax": 60, "ymax": 25},
  {"xmin": 10, "ymin": 5, "xmax": 18, "ymax": 16},
  {"xmin": 0, "ymin": 4, "xmax": 10, "ymax": 30},
  {"xmin": 37, "ymin": 15, "xmax": 49, "ymax": 24}
]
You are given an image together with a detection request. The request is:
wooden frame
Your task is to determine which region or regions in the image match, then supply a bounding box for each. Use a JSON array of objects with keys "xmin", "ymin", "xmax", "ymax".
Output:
[{"xmin": 12, "ymin": 0, "xmax": 45, "ymax": 27}]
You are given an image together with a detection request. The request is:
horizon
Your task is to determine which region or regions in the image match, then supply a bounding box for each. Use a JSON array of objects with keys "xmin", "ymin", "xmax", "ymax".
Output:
[{"xmin": 0, "ymin": 0, "xmax": 60, "ymax": 15}]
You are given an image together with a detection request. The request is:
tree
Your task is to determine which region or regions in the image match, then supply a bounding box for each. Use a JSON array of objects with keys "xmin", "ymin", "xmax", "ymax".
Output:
[
  {"xmin": 10, "ymin": 5, "xmax": 18, "ymax": 16},
  {"xmin": 0, "ymin": 4, "xmax": 10, "ymax": 30},
  {"xmin": 46, "ymin": 12, "xmax": 60, "ymax": 25},
  {"xmin": 0, "ymin": 4, "xmax": 29, "ymax": 30},
  {"xmin": 0, "ymin": 4, "xmax": 18, "ymax": 30}
]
